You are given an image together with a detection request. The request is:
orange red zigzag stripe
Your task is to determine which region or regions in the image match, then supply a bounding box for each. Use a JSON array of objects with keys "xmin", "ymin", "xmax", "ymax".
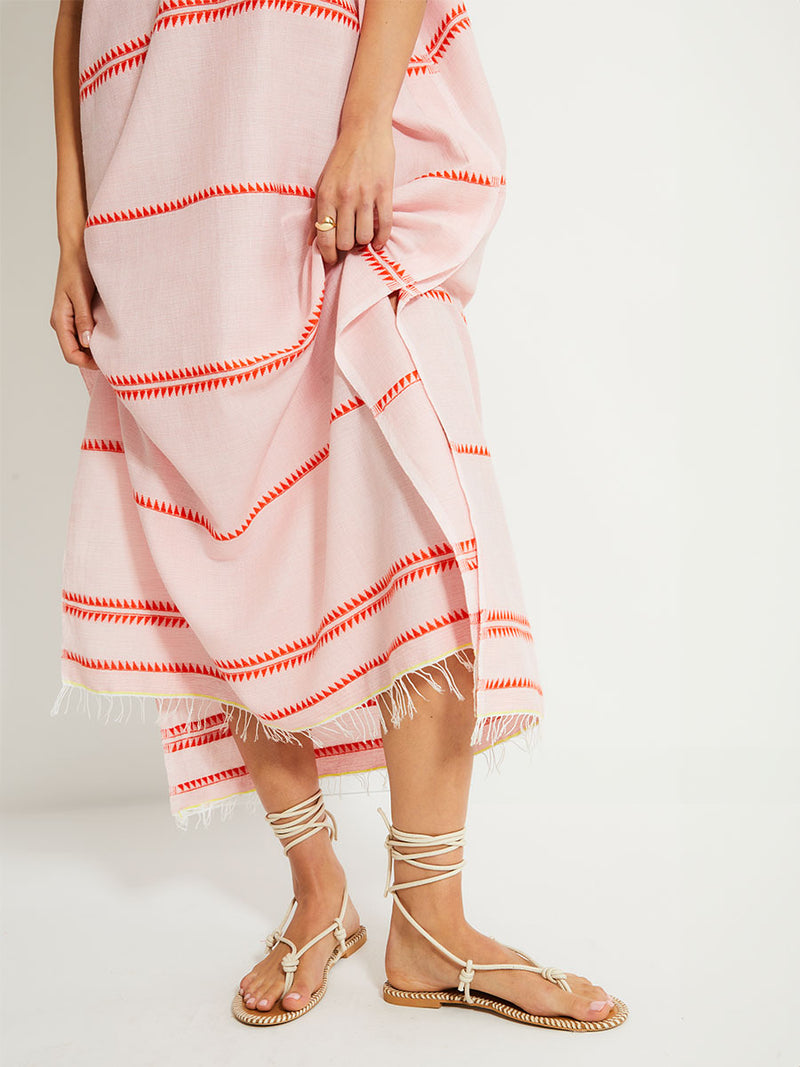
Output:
[
  {"xmin": 408, "ymin": 2, "xmax": 470, "ymax": 75},
  {"xmin": 170, "ymin": 738, "xmax": 391, "ymax": 793},
  {"xmin": 479, "ymin": 677, "xmax": 543, "ymax": 695},
  {"xmin": 106, "ymin": 291, "xmax": 326, "ymax": 400},
  {"xmin": 370, "ymin": 371, "xmax": 422, "ymax": 417},
  {"xmin": 79, "ymin": 36, "xmax": 149, "ymax": 100},
  {"xmin": 215, "ymin": 542, "xmax": 465, "ymax": 672},
  {"xmin": 135, "ymin": 445, "xmax": 330, "ymax": 540},
  {"xmin": 62, "ymin": 598, "xmax": 532, "ymax": 693},
  {"xmin": 80, "ymin": 3, "xmax": 469, "ymax": 100},
  {"xmin": 85, "ymin": 180, "xmax": 315, "ymax": 229},
  {"xmin": 62, "ymin": 591, "xmax": 189, "ymax": 628},
  {"xmin": 84, "ymin": 167, "xmax": 503, "ymax": 230},
  {"xmin": 413, "ymin": 168, "xmax": 506, "ymax": 189},
  {"xmin": 452, "ymin": 443, "xmax": 491, "ymax": 456},
  {"xmin": 81, "ymin": 438, "xmax": 125, "ymax": 453},
  {"xmin": 153, "ymin": 0, "xmax": 360, "ymax": 35},
  {"xmin": 130, "ymin": 376, "xmax": 420, "ymax": 540},
  {"xmin": 62, "ymin": 608, "xmax": 469, "ymax": 702}
]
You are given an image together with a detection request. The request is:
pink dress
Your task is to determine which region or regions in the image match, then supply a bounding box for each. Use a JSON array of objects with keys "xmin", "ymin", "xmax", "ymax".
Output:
[{"xmin": 52, "ymin": 0, "xmax": 544, "ymax": 827}]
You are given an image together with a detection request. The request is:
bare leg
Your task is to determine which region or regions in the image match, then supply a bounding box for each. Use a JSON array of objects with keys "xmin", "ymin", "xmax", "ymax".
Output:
[
  {"xmin": 230, "ymin": 714, "xmax": 361, "ymax": 1014},
  {"xmin": 378, "ymin": 651, "xmax": 616, "ymax": 1022}
]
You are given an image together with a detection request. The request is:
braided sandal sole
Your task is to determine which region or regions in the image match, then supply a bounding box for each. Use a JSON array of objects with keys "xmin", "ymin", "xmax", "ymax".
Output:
[
  {"xmin": 382, "ymin": 982, "xmax": 628, "ymax": 1032},
  {"xmin": 231, "ymin": 925, "xmax": 367, "ymax": 1026}
]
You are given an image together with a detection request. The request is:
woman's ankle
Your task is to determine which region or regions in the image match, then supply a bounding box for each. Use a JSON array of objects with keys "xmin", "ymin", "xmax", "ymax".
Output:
[
  {"xmin": 388, "ymin": 893, "xmax": 469, "ymax": 939},
  {"xmin": 289, "ymin": 850, "xmax": 345, "ymax": 898}
]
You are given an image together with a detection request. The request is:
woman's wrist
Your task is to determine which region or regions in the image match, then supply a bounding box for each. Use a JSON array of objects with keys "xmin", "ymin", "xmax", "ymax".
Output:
[
  {"xmin": 339, "ymin": 100, "xmax": 394, "ymax": 136},
  {"xmin": 57, "ymin": 218, "xmax": 87, "ymax": 254}
]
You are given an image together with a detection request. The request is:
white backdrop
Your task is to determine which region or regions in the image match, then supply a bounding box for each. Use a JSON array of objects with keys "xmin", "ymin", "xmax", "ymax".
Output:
[{"xmin": 1, "ymin": 0, "xmax": 797, "ymax": 814}]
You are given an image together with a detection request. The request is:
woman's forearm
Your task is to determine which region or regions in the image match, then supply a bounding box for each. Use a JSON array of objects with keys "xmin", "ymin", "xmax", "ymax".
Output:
[
  {"xmin": 340, "ymin": 0, "xmax": 427, "ymax": 132},
  {"xmin": 53, "ymin": 0, "xmax": 87, "ymax": 252}
]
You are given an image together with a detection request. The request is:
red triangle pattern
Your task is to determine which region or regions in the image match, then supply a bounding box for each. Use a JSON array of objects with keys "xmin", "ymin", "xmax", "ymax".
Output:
[
  {"xmin": 162, "ymin": 711, "xmax": 229, "ymax": 739},
  {"xmin": 361, "ymin": 245, "xmax": 422, "ymax": 297},
  {"xmin": 134, "ymin": 443, "xmax": 331, "ymax": 541},
  {"xmin": 80, "ymin": 438, "xmax": 125, "ymax": 453},
  {"xmin": 408, "ymin": 2, "xmax": 470, "ymax": 76},
  {"xmin": 370, "ymin": 370, "xmax": 422, "ymax": 417},
  {"xmin": 412, "ymin": 168, "xmax": 506, "ymax": 189},
  {"xmin": 171, "ymin": 764, "xmax": 250, "ymax": 797},
  {"xmin": 215, "ymin": 541, "xmax": 468, "ymax": 676},
  {"xmin": 79, "ymin": 35, "xmax": 149, "ymax": 100},
  {"xmin": 451, "ymin": 442, "xmax": 491, "ymax": 457},
  {"xmin": 106, "ymin": 290, "xmax": 324, "ymax": 400},
  {"xmin": 86, "ymin": 179, "xmax": 316, "ymax": 232},
  {"xmin": 62, "ymin": 589, "xmax": 189, "ymax": 628},
  {"xmin": 478, "ymin": 676, "xmax": 544, "ymax": 697},
  {"xmin": 154, "ymin": 0, "xmax": 360, "ymax": 35},
  {"xmin": 80, "ymin": 4, "xmax": 471, "ymax": 102},
  {"xmin": 252, "ymin": 607, "xmax": 473, "ymax": 727}
]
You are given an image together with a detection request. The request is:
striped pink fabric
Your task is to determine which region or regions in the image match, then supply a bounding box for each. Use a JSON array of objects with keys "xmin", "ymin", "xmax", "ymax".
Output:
[{"xmin": 51, "ymin": 0, "xmax": 544, "ymax": 828}]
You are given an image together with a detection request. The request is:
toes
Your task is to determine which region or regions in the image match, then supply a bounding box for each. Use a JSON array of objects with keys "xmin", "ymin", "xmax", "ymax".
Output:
[
  {"xmin": 565, "ymin": 992, "xmax": 613, "ymax": 1021},
  {"xmin": 586, "ymin": 996, "xmax": 615, "ymax": 1019},
  {"xmin": 245, "ymin": 990, "xmax": 276, "ymax": 1012},
  {"xmin": 282, "ymin": 986, "xmax": 311, "ymax": 1012},
  {"xmin": 240, "ymin": 980, "xmax": 279, "ymax": 1013}
]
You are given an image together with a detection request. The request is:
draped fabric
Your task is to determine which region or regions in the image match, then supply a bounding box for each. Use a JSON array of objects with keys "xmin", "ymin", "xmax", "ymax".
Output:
[{"xmin": 50, "ymin": 0, "xmax": 544, "ymax": 828}]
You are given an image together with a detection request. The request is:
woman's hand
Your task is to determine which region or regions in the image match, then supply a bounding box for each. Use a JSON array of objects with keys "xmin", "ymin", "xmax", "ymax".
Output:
[
  {"xmin": 308, "ymin": 117, "xmax": 395, "ymax": 265},
  {"xmin": 50, "ymin": 239, "xmax": 98, "ymax": 370}
]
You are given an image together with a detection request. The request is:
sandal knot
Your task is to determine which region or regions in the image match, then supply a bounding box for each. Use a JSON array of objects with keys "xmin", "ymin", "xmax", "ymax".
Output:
[
  {"xmin": 541, "ymin": 965, "xmax": 570, "ymax": 989},
  {"xmin": 458, "ymin": 960, "xmax": 476, "ymax": 1004},
  {"xmin": 263, "ymin": 928, "xmax": 283, "ymax": 950},
  {"xmin": 280, "ymin": 950, "xmax": 300, "ymax": 977},
  {"xmin": 332, "ymin": 917, "xmax": 347, "ymax": 951}
]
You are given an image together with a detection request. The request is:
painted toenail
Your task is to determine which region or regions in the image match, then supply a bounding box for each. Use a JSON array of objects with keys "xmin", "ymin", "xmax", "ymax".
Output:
[
  {"xmin": 590, "ymin": 1000, "xmax": 609, "ymax": 1011},
  {"xmin": 257, "ymin": 1000, "xmax": 269, "ymax": 1009},
  {"xmin": 284, "ymin": 993, "xmax": 302, "ymax": 1001}
]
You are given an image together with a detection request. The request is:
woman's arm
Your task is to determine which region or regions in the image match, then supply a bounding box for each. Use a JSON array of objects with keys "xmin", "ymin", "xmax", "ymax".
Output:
[
  {"xmin": 311, "ymin": 0, "xmax": 427, "ymax": 265},
  {"xmin": 51, "ymin": 0, "xmax": 97, "ymax": 368}
]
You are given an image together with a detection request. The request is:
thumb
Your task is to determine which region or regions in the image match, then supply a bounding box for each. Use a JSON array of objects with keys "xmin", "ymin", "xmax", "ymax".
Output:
[{"xmin": 74, "ymin": 295, "xmax": 96, "ymax": 349}]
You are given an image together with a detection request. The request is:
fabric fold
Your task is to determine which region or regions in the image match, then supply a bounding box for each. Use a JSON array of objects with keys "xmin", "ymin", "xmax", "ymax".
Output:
[{"xmin": 52, "ymin": 0, "xmax": 545, "ymax": 827}]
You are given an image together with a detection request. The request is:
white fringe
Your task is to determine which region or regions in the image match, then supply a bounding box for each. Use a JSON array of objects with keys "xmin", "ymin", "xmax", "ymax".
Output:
[{"xmin": 48, "ymin": 644, "xmax": 543, "ymax": 831}]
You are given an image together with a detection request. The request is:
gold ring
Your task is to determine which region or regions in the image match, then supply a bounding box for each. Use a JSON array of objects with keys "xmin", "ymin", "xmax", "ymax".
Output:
[{"xmin": 314, "ymin": 214, "xmax": 337, "ymax": 232}]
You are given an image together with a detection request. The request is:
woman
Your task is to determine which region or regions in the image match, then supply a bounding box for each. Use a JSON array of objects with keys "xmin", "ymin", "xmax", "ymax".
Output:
[{"xmin": 51, "ymin": 0, "xmax": 626, "ymax": 1031}]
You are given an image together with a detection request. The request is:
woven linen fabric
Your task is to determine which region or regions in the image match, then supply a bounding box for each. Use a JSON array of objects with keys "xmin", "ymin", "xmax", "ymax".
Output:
[{"xmin": 50, "ymin": 0, "xmax": 545, "ymax": 828}]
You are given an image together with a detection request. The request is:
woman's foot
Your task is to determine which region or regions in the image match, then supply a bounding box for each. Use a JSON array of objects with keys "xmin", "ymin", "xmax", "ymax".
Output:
[
  {"xmin": 238, "ymin": 858, "xmax": 361, "ymax": 1014},
  {"xmin": 385, "ymin": 908, "xmax": 615, "ymax": 1023}
]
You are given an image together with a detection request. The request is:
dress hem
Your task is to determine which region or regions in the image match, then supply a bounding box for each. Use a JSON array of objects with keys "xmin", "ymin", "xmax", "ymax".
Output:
[{"xmin": 48, "ymin": 643, "xmax": 543, "ymax": 830}]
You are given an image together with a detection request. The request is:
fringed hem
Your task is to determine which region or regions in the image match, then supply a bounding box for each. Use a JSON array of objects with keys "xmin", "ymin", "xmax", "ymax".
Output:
[
  {"xmin": 48, "ymin": 643, "xmax": 543, "ymax": 830},
  {"xmin": 48, "ymin": 645, "xmax": 478, "ymax": 743},
  {"xmin": 169, "ymin": 716, "xmax": 543, "ymax": 831}
]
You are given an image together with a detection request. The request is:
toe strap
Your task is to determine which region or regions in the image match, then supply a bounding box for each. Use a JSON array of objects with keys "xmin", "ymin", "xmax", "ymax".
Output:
[
  {"xmin": 280, "ymin": 947, "xmax": 300, "ymax": 999},
  {"xmin": 540, "ymin": 965, "xmax": 571, "ymax": 991}
]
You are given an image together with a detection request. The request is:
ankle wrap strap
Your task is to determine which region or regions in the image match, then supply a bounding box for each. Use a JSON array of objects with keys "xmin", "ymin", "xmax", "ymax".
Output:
[
  {"xmin": 377, "ymin": 807, "xmax": 466, "ymax": 897},
  {"xmin": 266, "ymin": 788, "xmax": 338, "ymax": 855},
  {"xmin": 377, "ymin": 807, "xmax": 573, "ymax": 1003},
  {"xmin": 262, "ymin": 789, "xmax": 350, "ymax": 1000}
]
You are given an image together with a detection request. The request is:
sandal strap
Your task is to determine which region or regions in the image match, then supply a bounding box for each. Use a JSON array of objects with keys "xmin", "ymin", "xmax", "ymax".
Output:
[
  {"xmin": 265, "ymin": 788, "xmax": 338, "ymax": 855},
  {"xmin": 377, "ymin": 807, "xmax": 572, "ymax": 1003},
  {"xmin": 265, "ymin": 886, "xmax": 350, "ymax": 999},
  {"xmin": 261, "ymin": 790, "xmax": 350, "ymax": 999}
]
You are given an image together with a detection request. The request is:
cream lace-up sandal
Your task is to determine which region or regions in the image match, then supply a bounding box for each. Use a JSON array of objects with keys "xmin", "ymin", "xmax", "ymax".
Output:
[
  {"xmin": 231, "ymin": 788, "xmax": 367, "ymax": 1026},
  {"xmin": 378, "ymin": 808, "xmax": 628, "ymax": 1032}
]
